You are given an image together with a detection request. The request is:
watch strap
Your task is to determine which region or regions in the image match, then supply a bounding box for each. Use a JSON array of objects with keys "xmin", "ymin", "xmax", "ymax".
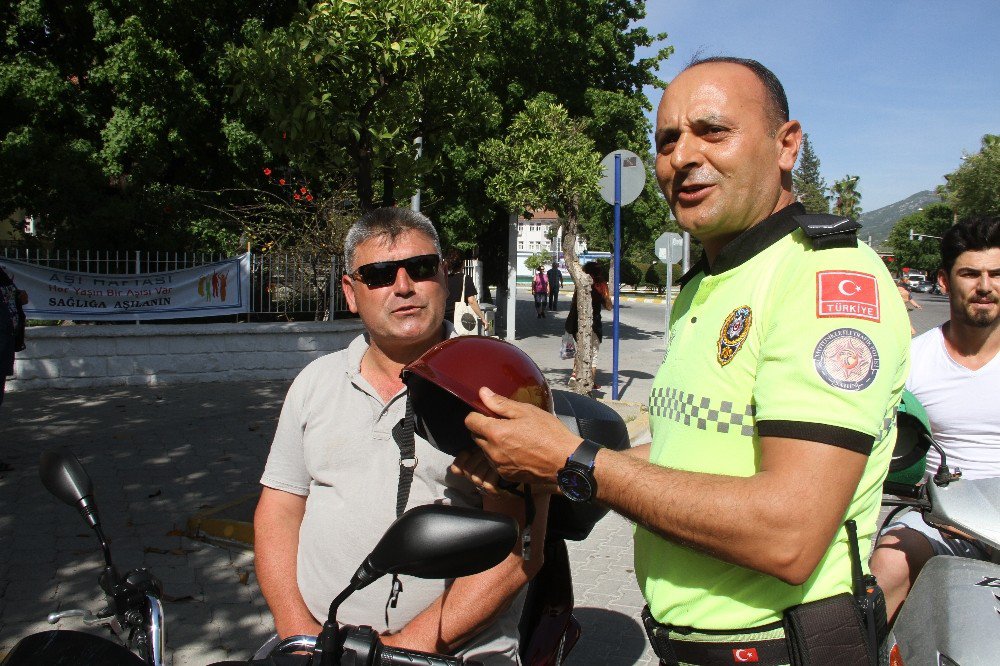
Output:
[{"xmin": 569, "ymin": 439, "xmax": 602, "ymax": 469}]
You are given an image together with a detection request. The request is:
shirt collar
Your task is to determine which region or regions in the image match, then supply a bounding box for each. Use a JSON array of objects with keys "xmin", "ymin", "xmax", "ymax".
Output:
[
  {"xmin": 345, "ymin": 321, "xmax": 457, "ymax": 379},
  {"xmin": 679, "ymin": 202, "xmax": 805, "ymax": 288}
]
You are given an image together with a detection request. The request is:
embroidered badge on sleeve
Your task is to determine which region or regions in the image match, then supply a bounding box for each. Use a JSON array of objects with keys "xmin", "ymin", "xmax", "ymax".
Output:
[
  {"xmin": 816, "ymin": 271, "xmax": 880, "ymax": 322},
  {"xmin": 813, "ymin": 328, "xmax": 880, "ymax": 390},
  {"xmin": 718, "ymin": 306, "xmax": 752, "ymax": 366}
]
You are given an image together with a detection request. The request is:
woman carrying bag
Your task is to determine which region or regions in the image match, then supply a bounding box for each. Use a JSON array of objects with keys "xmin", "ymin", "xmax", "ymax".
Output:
[
  {"xmin": 444, "ymin": 247, "xmax": 488, "ymax": 335},
  {"xmin": 566, "ymin": 261, "xmax": 612, "ymax": 389}
]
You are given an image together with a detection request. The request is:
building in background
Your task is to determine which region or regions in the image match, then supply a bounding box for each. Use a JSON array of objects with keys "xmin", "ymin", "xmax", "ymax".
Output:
[
  {"xmin": 1, "ymin": 211, "xmax": 35, "ymax": 247},
  {"xmin": 515, "ymin": 210, "xmax": 596, "ymax": 281}
]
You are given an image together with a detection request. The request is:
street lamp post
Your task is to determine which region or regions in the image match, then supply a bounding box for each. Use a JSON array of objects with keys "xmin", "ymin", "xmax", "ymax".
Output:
[{"xmin": 908, "ymin": 229, "xmax": 943, "ymax": 242}]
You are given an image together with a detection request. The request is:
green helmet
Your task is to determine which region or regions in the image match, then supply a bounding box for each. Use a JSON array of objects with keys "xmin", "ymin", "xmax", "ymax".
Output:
[{"xmin": 886, "ymin": 390, "xmax": 933, "ymax": 486}]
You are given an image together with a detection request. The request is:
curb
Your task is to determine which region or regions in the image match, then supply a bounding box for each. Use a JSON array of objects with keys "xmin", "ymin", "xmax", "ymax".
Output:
[
  {"xmin": 186, "ymin": 493, "xmax": 256, "ymax": 550},
  {"xmin": 514, "ymin": 285, "xmax": 669, "ymax": 304},
  {"xmin": 598, "ymin": 398, "xmax": 651, "ymax": 445}
]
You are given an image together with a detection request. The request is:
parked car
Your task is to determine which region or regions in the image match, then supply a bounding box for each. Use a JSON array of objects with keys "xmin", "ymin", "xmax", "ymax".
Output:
[
  {"xmin": 905, "ymin": 272, "xmax": 927, "ymax": 288},
  {"xmin": 911, "ymin": 280, "xmax": 936, "ymax": 293}
]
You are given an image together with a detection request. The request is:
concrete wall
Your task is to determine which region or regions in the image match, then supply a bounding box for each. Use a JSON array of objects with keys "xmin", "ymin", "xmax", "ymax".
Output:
[{"xmin": 7, "ymin": 320, "xmax": 366, "ymax": 391}]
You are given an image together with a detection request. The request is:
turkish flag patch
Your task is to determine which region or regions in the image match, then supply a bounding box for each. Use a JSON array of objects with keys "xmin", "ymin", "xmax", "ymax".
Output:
[
  {"xmin": 816, "ymin": 271, "xmax": 880, "ymax": 322},
  {"xmin": 732, "ymin": 647, "xmax": 759, "ymax": 662}
]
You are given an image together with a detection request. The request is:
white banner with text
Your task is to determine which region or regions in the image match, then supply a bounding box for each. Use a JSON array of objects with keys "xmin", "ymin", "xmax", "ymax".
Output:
[{"xmin": 0, "ymin": 254, "xmax": 251, "ymax": 321}]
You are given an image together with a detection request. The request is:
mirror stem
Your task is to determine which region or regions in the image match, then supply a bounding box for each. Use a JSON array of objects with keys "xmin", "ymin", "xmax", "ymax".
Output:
[
  {"xmin": 929, "ymin": 437, "xmax": 962, "ymax": 486},
  {"xmin": 92, "ymin": 524, "xmax": 119, "ymax": 593},
  {"xmin": 317, "ymin": 585, "xmax": 355, "ymax": 666}
]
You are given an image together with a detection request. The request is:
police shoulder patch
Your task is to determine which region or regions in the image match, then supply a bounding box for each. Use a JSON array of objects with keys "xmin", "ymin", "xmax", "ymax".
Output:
[
  {"xmin": 816, "ymin": 270, "xmax": 880, "ymax": 322},
  {"xmin": 813, "ymin": 328, "xmax": 880, "ymax": 391},
  {"xmin": 718, "ymin": 305, "xmax": 752, "ymax": 366}
]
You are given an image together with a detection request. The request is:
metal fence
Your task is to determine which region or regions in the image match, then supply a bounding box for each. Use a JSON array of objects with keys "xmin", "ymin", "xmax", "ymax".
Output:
[{"xmin": 1, "ymin": 248, "xmax": 349, "ymax": 321}]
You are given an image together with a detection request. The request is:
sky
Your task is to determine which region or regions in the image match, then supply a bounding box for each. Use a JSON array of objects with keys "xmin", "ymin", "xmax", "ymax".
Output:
[{"xmin": 634, "ymin": 1, "xmax": 1000, "ymax": 212}]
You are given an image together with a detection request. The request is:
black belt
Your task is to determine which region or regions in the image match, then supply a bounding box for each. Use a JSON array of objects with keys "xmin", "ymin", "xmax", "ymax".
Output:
[{"xmin": 642, "ymin": 606, "xmax": 791, "ymax": 666}]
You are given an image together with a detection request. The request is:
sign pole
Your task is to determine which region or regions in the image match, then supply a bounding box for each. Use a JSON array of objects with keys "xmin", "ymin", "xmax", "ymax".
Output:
[
  {"xmin": 598, "ymin": 148, "xmax": 644, "ymax": 400},
  {"xmin": 612, "ymin": 154, "xmax": 622, "ymax": 400}
]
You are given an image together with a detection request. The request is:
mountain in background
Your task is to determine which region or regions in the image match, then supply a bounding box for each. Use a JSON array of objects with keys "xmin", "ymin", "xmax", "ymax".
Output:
[{"xmin": 859, "ymin": 190, "xmax": 943, "ymax": 248}]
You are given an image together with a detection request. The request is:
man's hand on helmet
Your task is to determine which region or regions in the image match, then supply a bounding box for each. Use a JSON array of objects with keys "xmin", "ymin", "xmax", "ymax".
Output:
[
  {"xmin": 450, "ymin": 449, "xmax": 506, "ymax": 495},
  {"xmin": 464, "ymin": 386, "xmax": 582, "ymax": 485}
]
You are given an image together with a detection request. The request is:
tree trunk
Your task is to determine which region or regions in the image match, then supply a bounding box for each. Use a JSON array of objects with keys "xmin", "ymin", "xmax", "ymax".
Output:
[
  {"xmin": 355, "ymin": 140, "xmax": 375, "ymax": 212},
  {"xmin": 381, "ymin": 163, "xmax": 395, "ymax": 208},
  {"xmin": 562, "ymin": 202, "xmax": 595, "ymax": 394}
]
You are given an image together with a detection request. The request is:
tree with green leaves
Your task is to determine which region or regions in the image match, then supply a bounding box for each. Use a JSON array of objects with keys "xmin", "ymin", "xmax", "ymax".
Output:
[
  {"xmin": 423, "ymin": 0, "xmax": 670, "ymax": 287},
  {"xmin": 0, "ymin": 0, "xmax": 298, "ymax": 249},
  {"xmin": 227, "ymin": 0, "xmax": 490, "ymax": 212},
  {"xmin": 793, "ymin": 134, "xmax": 829, "ymax": 214},
  {"xmin": 482, "ymin": 95, "xmax": 601, "ymax": 392},
  {"xmin": 885, "ymin": 203, "xmax": 954, "ymax": 276},
  {"xmin": 945, "ymin": 134, "xmax": 1000, "ymax": 220},
  {"xmin": 832, "ymin": 175, "xmax": 863, "ymax": 220},
  {"xmin": 524, "ymin": 249, "xmax": 552, "ymax": 272}
]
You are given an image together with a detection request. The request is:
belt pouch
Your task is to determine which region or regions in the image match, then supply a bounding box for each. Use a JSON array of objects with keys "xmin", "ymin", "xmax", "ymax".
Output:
[{"xmin": 782, "ymin": 593, "xmax": 873, "ymax": 666}]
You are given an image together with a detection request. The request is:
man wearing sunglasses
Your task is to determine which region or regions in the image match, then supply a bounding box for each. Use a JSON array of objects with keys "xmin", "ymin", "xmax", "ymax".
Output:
[{"xmin": 254, "ymin": 208, "xmax": 542, "ymax": 664}]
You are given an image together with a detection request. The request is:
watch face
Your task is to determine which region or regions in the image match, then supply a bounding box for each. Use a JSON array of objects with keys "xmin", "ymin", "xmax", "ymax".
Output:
[{"xmin": 557, "ymin": 467, "xmax": 594, "ymax": 502}]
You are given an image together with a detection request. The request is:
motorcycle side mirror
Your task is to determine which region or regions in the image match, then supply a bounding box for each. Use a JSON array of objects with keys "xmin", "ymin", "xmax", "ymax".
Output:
[
  {"xmin": 361, "ymin": 504, "xmax": 518, "ymax": 584},
  {"xmin": 317, "ymin": 504, "xmax": 519, "ymax": 664},
  {"xmin": 39, "ymin": 448, "xmax": 101, "ymax": 529},
  {"xmin": 39, "ymin": 448, "xmax": 118, "ymax": 584}
]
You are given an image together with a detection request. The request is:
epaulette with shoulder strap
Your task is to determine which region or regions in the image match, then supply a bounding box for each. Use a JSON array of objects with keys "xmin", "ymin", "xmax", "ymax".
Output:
[{"xmin": 793, "ymin": 213, "xmax": 862, "ymax": 250}]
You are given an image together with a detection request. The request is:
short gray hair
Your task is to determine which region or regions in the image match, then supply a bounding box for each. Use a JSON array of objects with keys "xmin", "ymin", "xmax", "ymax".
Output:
[{"xmin": 344, "ymin": 207, "xmax": 442, "ymax": 272}]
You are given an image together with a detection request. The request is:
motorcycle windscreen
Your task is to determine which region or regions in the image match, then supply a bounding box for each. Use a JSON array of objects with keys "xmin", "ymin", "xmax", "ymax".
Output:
[{"xmin": 0, "ymin": 630, "xmax": 144, "ymax": 665}]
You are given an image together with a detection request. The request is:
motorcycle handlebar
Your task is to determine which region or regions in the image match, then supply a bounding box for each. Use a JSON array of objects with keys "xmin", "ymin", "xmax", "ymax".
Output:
[
  {"xmin": 376, "ymin": 645, "xmax": 467, "ymax": 666},
  {"xmin": 337, "ymin": 625, "xmax": 472, "ymax": 666}
]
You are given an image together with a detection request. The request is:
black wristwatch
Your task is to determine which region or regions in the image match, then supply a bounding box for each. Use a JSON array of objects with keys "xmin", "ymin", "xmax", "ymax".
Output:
[{"xmin": 557, "ymin": 439, "xmax": 602, "ymax": 503}]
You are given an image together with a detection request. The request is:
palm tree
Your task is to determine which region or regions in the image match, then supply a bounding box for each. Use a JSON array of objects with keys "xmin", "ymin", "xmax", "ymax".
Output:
[{"xmin": 832, "ymin": 175, "xmax": 862, "ymax": 220}]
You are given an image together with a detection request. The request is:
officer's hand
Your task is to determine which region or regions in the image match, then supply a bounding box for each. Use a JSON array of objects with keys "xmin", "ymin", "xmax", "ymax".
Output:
[{"xmin": 464, "ymin": 387, "xmax": 581, "ymax": 485}]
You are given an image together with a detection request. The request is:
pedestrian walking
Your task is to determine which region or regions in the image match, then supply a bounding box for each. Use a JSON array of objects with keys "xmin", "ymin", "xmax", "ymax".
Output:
[
  {"xmin": 532, "ymin": 266, "xmax": 548, "ymax": 318},
  {"xmin": 898, "ymin": 279, "xmax": 922, "ymax": 336},
  {"xmin": 546, "ymin": 262, "xmax": 563, "ymax": 311}
]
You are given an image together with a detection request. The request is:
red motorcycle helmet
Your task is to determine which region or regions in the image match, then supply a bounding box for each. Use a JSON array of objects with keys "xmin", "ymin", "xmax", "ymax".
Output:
[{"xmin": 401, "ymin": 337, "xmax": 553, "ymax": 456}]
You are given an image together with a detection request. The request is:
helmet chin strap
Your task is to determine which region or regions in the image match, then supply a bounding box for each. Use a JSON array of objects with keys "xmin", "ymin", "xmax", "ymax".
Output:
[{"xmin": 497, "ymin": 478, "xmax": 535, "ymax": 561}]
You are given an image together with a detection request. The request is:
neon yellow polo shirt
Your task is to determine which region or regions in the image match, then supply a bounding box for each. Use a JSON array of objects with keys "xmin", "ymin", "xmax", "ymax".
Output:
[{"xmin": 634, "ymin": 203, "xmax": 910, "ymax": 630}]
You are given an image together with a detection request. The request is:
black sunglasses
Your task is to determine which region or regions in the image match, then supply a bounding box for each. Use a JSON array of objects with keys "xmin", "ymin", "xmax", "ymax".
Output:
[{"xmin": 349, "ymin": 254, "xmax": 440, "ymax": 288}]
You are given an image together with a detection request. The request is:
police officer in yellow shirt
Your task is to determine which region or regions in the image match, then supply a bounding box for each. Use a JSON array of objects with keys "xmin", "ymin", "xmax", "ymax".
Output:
[{"xmin": 460, "ymin": 57, "xmax": 910, "ymax": 665}]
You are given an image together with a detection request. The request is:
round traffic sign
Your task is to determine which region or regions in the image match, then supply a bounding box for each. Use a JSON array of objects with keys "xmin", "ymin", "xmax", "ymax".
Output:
[{"xmin": 599, "ymin": 150, "xmax": 646, "ymax": 206}]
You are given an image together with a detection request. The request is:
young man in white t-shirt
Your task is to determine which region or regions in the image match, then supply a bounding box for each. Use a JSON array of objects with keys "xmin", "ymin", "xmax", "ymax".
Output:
[{"xmin": 870, "ymin": 216, "xmax": 1000, "ymax": 623}]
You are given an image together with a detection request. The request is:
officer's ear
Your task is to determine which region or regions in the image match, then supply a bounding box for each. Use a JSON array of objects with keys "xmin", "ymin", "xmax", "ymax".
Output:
[{"xmin": 776, "ymin": 120, "xmax": 802, "ymax": 173}]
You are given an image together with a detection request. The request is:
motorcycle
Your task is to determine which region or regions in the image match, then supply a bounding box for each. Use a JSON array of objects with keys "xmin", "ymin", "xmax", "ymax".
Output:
[
  {"xmin": 880, "ymin": 398, "xmax": 1000, "ymax": 666},
  {"xmin": 1, "ymin": 449, "xmax": 166, "ymax": 666}
]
